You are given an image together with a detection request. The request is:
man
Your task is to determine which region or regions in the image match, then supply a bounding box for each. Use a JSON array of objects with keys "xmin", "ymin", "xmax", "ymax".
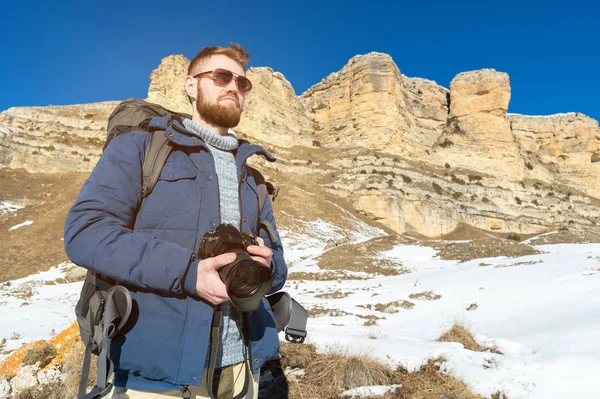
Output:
[{"xmin": 64, "ymin": 43, "xmax": 287, "ymax": 399}]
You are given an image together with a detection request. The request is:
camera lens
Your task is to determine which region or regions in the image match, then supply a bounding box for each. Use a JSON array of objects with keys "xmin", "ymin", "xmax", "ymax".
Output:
[{"xmin": 230, "ymin": 266, "xmax": 264, "ymax": 298}]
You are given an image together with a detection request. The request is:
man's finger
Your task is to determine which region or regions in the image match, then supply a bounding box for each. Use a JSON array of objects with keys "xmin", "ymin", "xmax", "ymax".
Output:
[
  {"xmin": 246, "ymin": 245, "xmax": 270, "ymax": 257},
  {"xmin": 255, "ymin": 236, "xmax": 265, "ymax": 246},
  {"xmin": 251, "ymin": 256, "xmax": 269, "ymax": 267},
  {"xmin": 209, "ymin": 252, "xmax": 237, "ymax": 269}
]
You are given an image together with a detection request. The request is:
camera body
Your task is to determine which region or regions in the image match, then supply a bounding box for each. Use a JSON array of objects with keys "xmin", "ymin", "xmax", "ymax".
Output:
[{"xmin": 199, "ymin": 224, "xmax": 272, "ymax": 312}]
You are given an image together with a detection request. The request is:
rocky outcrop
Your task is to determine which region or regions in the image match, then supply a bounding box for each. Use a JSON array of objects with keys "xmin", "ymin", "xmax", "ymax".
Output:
[
  {"xmin": 318, "ymin": 151, "xmax": 600, "ymax": 237},
  {"xmin": 237, "ymin": 68, "xmax": 314, "ymax": 147},
  {"xmin": 509, "ymin": 113, "xmax": 600, "ymax": 197},
  {"xmin": 146, "ymin": 56, "xmax": 314, "ymax": 147},
  {"xmin": 1, "ymin": 51, "xmax": 600, "ymax": 237},
  {"xmin": 431, "ymin": 69, "xmax": 525, "ymax": 183},
  {"xmin": 0, "ymin": 322, "xmax": 80, "ymax": 397},
  {"xmin": 300, "ymin": 52, "xmax": 448, "ymax": 158},
  {"xmin": 146, "ymin": 55, "xmax": 192, "ymax": 115},
  {"xmin": 0, "ymin": 102, "xmax": 118, "ymax": 173}
]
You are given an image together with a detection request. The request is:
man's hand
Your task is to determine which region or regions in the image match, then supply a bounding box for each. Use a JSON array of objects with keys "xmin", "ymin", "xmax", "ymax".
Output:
[
  {"xmin": 195, "ymin": 253, "xmax": 235, "ymax": 305},
  {"xmin": 246, "ymin": 236, "xmax": 273, "ymax": 268}
]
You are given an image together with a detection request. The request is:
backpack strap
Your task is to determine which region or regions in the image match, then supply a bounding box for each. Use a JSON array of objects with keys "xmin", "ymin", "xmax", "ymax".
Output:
[
  {"xmin": 248, "ymin": 167, "xmax": 277, "ymax": 216},
  {"xmin": 142, "ymin": 130, "xmax": 173, "ymax": 198},
  {"xmin": 78, "ymin": 284, "xmax": 132, "ymax": 399}
]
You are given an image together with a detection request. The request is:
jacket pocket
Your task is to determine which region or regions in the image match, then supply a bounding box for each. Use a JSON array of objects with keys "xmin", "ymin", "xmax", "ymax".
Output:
[{"xmin": 140, "ymin": 162, "xmax": 199, "ymax": 218}]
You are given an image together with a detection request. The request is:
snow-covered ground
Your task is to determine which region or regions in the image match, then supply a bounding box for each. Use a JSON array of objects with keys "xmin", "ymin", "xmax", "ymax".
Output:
[
  {"xmin": 8, "ymin": 220, "xmax": 33, "ymax": 231},
  {"xmin": 0, "ymin": 201, "xmax": 23, "ymax": 216},
  {"xmin": 2, "ymin": 221, "xmax": 599, "ymax": 398},
  {"xmin": 0, "ymin": 263, "xmax": 82, "ymax": 353}
]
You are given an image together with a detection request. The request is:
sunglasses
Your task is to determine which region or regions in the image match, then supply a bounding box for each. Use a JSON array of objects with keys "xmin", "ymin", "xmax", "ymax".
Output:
[{"xmin": 193, "ymin": 68, "xmax": 253, "ymax": 94}]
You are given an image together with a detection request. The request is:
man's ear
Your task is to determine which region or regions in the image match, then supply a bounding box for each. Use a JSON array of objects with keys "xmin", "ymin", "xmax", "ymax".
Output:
[{"xmin": 184, "ymin": 76, "xmax": 197, "ymax": 101}]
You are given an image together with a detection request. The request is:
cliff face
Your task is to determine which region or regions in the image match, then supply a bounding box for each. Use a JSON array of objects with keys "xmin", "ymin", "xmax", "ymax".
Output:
[
  {"xmin": 431, "ymin": 69, "xmax": 525, "ymax": 183},
  {"xmin": 0, "ymin": 102, "xmax": 117, "ymax": 173},
  {"xmin": 509, "ymin": 113, "xmax": 600, "ymax": 197},
  {"xmin": 1, "ymin": 52, "xmax": 599, "ymax": 236},
  {"xmin": 300, "ymin": 53, "xmax": 448, "ymax": 159}
]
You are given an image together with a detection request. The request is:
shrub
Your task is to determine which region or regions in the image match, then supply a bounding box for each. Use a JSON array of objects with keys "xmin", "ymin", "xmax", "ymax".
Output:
[
  {"xmin": 433, "ymin": 182, "xmax": 443, "ymax": 195},
  {"xmin": 401, "ymin": 174, "xmax": 412, "ymax": 183},
  {"xmin": 507, "ymin": 233, "xmax": 521, "ymax": 241}
]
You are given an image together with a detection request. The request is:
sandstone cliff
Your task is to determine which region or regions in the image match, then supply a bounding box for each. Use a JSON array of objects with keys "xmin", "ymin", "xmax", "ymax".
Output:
[
  {"xmin": 1, "ymin": 52, "xmax": 599, "ymax": 237},
  {"xmin": 0, "ymin": 102, "xmax": 117, "ymax": 173},
  {"xmin": 300, "ymin": 52, "xmax": 448, "ymax": 159}
]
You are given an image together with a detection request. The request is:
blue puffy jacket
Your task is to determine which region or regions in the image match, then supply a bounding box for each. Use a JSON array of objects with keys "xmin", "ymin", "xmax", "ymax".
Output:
[{"xmin": 64, "ymin": 115, "xmax": 287, "ymax": 390}]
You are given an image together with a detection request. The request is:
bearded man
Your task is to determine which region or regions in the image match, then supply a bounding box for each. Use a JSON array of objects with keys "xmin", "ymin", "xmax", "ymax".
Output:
[{"xmin": 64, "ymin": 43, "xmax": 287, "ymax": 399}]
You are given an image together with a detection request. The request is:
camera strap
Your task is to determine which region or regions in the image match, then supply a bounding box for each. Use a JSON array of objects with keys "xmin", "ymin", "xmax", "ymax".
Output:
[
  {"xmin": 206, "ymin": 305, "xmax": 252, "ymax": 399},
  {"xmin": 206, "ymin": 304, "xmax": 221, "ymax": 399},
  {"xmin": 258, "ymin": 218, "xmax": 280, "ymax": 249}
]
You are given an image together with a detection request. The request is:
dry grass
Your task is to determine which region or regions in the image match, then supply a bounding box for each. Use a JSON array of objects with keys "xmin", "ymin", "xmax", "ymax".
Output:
[
  {"xmin": 305, "ymin": 347, "xmax": 394, "ymax": 392},
  {"xmin": 268, "ymin": 343, "xmax": 494, "ymax": 399},
  {"xmin": 288, "ymin": 271, "xmax": 368, "ymax": 281},
  {"xmin": 10, "ymin": 335, "xmax": 498, "ymax": 399},
  {"xmin": 0, "ymin": 169, "xmax": 88, "ymax": 283},
  {"xmin": 437, "ymin": 323, "xmax": 503, "ymax": 355},
  {"xmin": 308, "ymin": 307, "xmax": 350, "ymax": 317},
  {"xmin": 374, "ymin": 300, "xmax": 415, "ymax": 312},
  {"xmin": 10, "ymin": 339, "xmax": 96, "ymax": 399},
  {"xmin": 12, "ymin": 382, "xmax": 77, "ymax": 399},
  {"xmin": 22, "ymin": 344, "xmax": 56, "ymax": 369},
  {"xmin": 273, "ymin": 343, "xmax": 393, "ymax": 398},
  {"xmin": 409, "ymin": 291, "xmax": 441, "ymax": 301},
  {"xmin": 427, "ymin": 238, "xmax": 541, "ymax": 263},
  {"xmin": 315, "ymin": 290, "xmax": 354, "ymax": 299},
  {"xmin": 466, "ymin": 303, "xmax": 478, "ymax": 311},
  {"xmin": 317, "ymin": 236, "xmax": 412, "ymax": 276},
  {"xmin": 62, "ymin": 340, "xmax": 97, "ymax": 397},
  {"xmin": 391, "ymin": 357, "xmax": 485, "ymax": 399}
]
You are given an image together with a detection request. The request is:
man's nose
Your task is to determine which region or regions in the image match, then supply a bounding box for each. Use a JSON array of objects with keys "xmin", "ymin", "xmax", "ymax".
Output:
[{"xmin": 224, "ymin": 78, "xmax": 239, "ymax": 93}]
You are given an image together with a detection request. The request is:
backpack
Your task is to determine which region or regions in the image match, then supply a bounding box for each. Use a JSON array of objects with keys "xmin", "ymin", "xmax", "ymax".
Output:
[{"xmin": 74, "ymin": 98, "xmax": 303, "ymax": 399}]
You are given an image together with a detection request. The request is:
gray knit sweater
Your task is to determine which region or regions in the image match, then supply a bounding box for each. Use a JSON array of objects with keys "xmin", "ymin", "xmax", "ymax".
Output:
[{"xmin": 184, "ymin": 118, "xmax": 246, "ymax": 368}]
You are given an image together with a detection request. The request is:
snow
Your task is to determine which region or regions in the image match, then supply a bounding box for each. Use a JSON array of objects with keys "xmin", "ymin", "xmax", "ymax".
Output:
[
  {"xmin": 0, "ymin": 201, "xmax": 23, "ymax": 216},
  {"xmin": 2, "ymin": 222, "xmax": 600, "ymax": 398},
  {"xmin": 8, "ymin": 220, "xmax": 33, "ymax": 231},
  {"xmin": 281, "ymin": 241, "xmax": 600, "ymax": 398},
  {"xmin": 340, "ymin": 384, "xmax": 400, "ymax": 398},
  {"xmin": 0, "ymin": 263, "xmax": 82, "ymax": 358},
  {"xmin": 507, "ymin": 112, "xmax": 581, "ymax": 118}
]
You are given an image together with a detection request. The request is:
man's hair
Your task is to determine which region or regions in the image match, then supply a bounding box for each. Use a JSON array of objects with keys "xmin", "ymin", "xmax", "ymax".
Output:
[{"xmin": 187, "ymin": 43, "xmax": 250, "ymax": 77}]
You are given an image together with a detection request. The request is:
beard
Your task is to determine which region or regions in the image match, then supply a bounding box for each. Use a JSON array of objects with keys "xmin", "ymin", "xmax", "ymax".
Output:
[{"xmin": 195, "ymin": 87, "xmax": 242, "ymax": 128}]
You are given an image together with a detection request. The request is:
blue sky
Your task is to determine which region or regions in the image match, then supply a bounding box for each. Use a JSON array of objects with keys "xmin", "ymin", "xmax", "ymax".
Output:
[{"xmin": 1, "ymin": 0, "xmax": 598, "ymax": 121}]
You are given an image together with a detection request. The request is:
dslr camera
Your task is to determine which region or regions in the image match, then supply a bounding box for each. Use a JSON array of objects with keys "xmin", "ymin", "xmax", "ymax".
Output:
[{"xmin": 199, "ymin": 224, "xmax": 272, "ymax": 312}]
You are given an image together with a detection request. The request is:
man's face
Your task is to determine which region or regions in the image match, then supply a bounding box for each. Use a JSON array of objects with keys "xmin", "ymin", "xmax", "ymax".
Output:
[{"xmin": 194, "ymin": 55, "xmax": 247, "ymax": 129}]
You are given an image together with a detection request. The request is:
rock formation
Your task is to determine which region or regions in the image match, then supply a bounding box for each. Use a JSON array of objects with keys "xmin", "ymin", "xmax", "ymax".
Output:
[
  {"xmin": 509, "ymin": 113, "xmax": 600, "ymax": 197},
  {"xmin": 432, "ymin": 69, "xmax": 525, "ymax": 183},
  {"xmin": 300, "ymin": 52, "xmax": 448, "ymax": 158},
  {"xmin": 0, "ymin": 102, "xmax": 117, "ymax": 173},
  {"xmin": 1, "ymin": 51, "xmax": 599, "ymax": 236}
]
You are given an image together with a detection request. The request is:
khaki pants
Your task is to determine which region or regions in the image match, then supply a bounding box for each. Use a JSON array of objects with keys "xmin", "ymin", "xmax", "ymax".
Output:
[{"xmin": 112, "ymin": 361, "xmax": 259, "ymax": 399}]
